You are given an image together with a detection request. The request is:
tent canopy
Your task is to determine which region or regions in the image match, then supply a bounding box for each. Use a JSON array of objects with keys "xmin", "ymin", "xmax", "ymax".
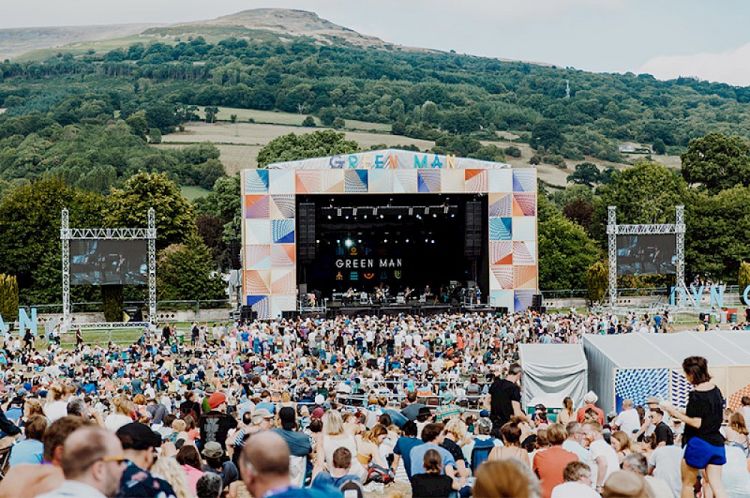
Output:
[
  {"xmin": 518, "ymin": 343, "xmax": 587, "ymax": 409},
  {"xmin": 583, "ymin": 331, "xmax": 750, "ymax": 369}
]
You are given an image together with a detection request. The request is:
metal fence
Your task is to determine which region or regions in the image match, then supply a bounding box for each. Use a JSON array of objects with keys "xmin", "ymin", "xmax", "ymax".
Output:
[{"xmin": 19, "ymin": 299, "xmax": 233, "ymax": 314}]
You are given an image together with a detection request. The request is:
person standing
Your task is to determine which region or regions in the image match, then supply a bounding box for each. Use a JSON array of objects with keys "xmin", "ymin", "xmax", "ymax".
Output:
[
  {"xmin": 583, "ymin": 422, "xmax": 619, "ymax": 495},
  {"xmin": 488, "ymin": 363, "xmax": 528, "ymax": 432},
  {"xmin": 660, "ymin": 356, "xmax": 728, "ymax": 498}
]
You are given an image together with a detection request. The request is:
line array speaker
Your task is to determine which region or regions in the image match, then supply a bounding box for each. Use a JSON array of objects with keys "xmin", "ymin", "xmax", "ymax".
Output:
[
  {"xmin": 298, "ymin": 202, "xmax": 317, "ymax": 263},
  {"xmin": 464, "ymin": 200, "xmax": 482, "ymax": 258}
]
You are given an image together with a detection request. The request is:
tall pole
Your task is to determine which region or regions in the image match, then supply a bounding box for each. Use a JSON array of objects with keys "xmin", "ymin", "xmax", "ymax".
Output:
[
  {"xmin": 147, "ymin": 208, "xmax": 157, "ymax": 323},
  {"xmin": 61, "ymin": 209, "xmax": 70, "ymax": 330},
  {"xmin": 607, "ymin": 206, "xmax": 617, "ymax": 307},
  {"xmin": 675, "ymin": 205, "xmax": 685, "ymax": 288}
]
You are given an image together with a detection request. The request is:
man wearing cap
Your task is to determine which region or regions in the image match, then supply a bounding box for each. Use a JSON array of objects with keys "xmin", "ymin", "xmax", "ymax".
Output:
[
  {"xmin": 116, "ymin": 422, "xmax": 177, "ymax": 498},
  {"xmin": 274, "ymin": 407, "xmax": 313, "ymax": 458},
  {"xmin": 576, "ymin": 391, "xmax": 605, "ymax": 426},
  {"xmin": 202, "ymin": 441, "xmax": 240, "ymax": 488},
  {"xmin": 200, "ymin": 391, "xmax": 237, "ymax": 451}
]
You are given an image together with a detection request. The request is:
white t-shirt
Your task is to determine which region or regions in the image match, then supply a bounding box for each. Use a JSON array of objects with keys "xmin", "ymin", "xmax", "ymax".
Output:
[
  {"xmin": 589, "ymin": 439, "xmax": 619, "ymax": 486},
  {"xmin": 649, "ymin": 445, "xmax": 682, "ymax": 498},
  {"xmin": 551, "ymin": 481, "xmax": 601, "ymax": 498},
  {"xmin": 614, "ymin": 408, "xmax": 641, "ymax": 436}
]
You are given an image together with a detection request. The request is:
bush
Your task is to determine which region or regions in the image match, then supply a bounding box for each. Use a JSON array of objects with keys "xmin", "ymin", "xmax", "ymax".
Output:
[
  {"xmin": 148, "ymin": 128, "xmax": 162, "ymax": 144},
  {"xmin": 504, "ymin": 146, "xmax": 522, "ymax": 158},
  {"xmin": 301, "ymin": 116, "xmax": 316, "ymax": 127},
  {"xmin": 740, "ymin": 261, "xmax": 750, "ymax": 290},
  {"xmin": 332, "ymin": 117, "xmax": 346, "ymax": 129},
  {"xmin": 586, "ymin": 260, "xmax": 609, "ymax": 304}
]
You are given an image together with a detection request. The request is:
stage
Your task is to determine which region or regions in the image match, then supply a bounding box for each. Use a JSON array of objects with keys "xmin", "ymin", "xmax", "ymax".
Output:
[
  {"xmin": 240, "ymin": 149, "xmax": 539, "ymax": 319},
  {"xmin": 299, "ymin": 301, "xmax": 502, "ymax": 318}
]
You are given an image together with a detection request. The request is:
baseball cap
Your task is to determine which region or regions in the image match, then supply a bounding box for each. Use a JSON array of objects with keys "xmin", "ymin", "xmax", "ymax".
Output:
[
  {"xmin": 251, "ymin": 408, "xmax": 273, "ymax": 425},
  {"xmin": 208, "ymin": 392, "xmax": 227, "ymax": 410},
  {"xmin": 116, "ymin": 422, "xmax": 162, "ymax": 450}
]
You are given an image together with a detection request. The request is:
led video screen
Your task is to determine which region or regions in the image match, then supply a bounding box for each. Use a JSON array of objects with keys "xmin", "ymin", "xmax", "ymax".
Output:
[
  {"xmin": 70, "ymin": 240, "xmax": 148, "ymax": 285},
  {"xmin": 616, "ymin": 234, "xmax": 676, "ymax": 275}
]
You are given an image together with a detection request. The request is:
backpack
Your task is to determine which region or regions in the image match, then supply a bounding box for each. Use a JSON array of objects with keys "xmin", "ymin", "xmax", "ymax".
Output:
[
  {"xmin": 340, "ymin": 479, "xmax": 365, "ymax": 498},
  {"xmin": 471, "ymin": 438, "xmax": 497, "ymax": 473}
]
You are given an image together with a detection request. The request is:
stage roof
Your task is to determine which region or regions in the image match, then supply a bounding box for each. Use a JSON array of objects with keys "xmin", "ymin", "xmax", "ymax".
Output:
[
  {"xmin": 265, "ymin": 148, "xmax": 512, "ymax": 170},
  {"xmin": 583, "ymin": 331, "xmax": 750, "ymax": 369}
]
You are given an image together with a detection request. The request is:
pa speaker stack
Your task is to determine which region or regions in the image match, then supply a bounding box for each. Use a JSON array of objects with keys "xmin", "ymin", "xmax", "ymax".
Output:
[
  {"xmin": 464, "ymin": 200, "xmax": 482, "ymax": 258},
  {"xmin": 530, "ymin": 294, "xmax": 545, "ymax": 313},
  {"xmin": 298, "ymin": 202, "xmax": 316, "ymax": 264}
]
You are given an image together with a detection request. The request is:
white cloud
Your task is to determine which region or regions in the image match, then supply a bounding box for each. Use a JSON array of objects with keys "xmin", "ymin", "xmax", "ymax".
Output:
[{"xmin": 638, "ymin": 43, "xmax": 750, "ymax": 86}]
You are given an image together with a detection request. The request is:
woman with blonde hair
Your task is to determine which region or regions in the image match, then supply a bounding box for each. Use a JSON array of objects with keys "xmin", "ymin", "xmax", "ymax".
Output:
[
  {"xmin": 473, "ymin": 459, "xmax": 541, "ymax": 498},
  {"xmin": 44, "ymin": 384, "xmax": 70, "ymax": 422},
  {"xmin": 724, "ymin": 411, "xmax": 750, "ymax": 453},
  {"xmin": 152, "ymin": 456, "xmax": 192, "ymax": 498},
  {"xmin": 355, "ymin": 424, "xmax": 388, "ymax": 469},
  {"xmin": 105, "ymin": 395, "xmax": 135, "ymax": 431},
  {"xmin": 610, "ymin": 430, "xmax": 634, "ymax": 463},
  {"xmin": 443, "ymin": 418, "xmax": 471, "ymax": 479},
  {"xmin": 318, "ymin": 410, "xmax": 365, "ymax": 478}
]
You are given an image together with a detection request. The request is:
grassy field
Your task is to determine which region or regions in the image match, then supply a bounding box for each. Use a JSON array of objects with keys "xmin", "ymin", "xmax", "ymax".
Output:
[
  {"xmin": 160, "ymin": 122, "xmax": 433, "ymax": 174},
  {"xmin": 192, "ymin": 107, "xmax": 391, "ymax": 132},
  {"xmin": 180, "ymin": 185, "xmax": 211, "ymax": 200}
]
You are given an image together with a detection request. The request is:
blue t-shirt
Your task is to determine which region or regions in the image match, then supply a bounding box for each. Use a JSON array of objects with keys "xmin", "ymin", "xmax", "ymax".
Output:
[
  {"xmin": 393, "ymin": 436, "xmax": 423, "ymax": 478},
  {"xmin": 409, "ymin": 443, "xmax": 456, "ymax": 477},
  {"xmin": 311, "ymin": 472, "xmax": 360, "ymax": 490},
  {"xmin": 8, "ymin": 439, "xmax": 43, "ymax": 466}
]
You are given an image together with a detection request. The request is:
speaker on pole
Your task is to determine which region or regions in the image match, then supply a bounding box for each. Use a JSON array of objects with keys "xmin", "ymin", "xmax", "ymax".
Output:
[
  {"xmin": 298, "ymin": 202, "xmax": 317, "ymax": 264},
  {"xmin": 464, "ymin": 200, "xmax": 482, "ymax": 258}
]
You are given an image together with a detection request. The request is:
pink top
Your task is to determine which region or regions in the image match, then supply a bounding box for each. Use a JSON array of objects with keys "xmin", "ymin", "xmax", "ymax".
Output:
[{"xmin": 181, "ymin": 464, "xmax": 204, "ymax": 494}]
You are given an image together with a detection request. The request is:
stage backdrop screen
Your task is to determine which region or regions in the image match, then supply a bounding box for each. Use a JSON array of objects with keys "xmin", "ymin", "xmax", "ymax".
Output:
[
  {"xmin": 616, "ymin": 234, "xmax": 676, "ymax": 275},
  {"xmin": 69, "ymin": 240, "xmax": 148, "ymax": 285}
]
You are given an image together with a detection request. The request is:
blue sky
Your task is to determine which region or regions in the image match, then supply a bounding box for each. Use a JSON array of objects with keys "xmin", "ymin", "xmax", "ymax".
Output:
[{"xmin": 3, "ymin": 0, "xmax": 750, "ymax": 84}]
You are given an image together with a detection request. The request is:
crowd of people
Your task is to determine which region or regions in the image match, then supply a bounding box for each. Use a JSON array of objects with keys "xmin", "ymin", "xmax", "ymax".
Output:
[{"xmin": 0, "ymin": 310, "xmax": 746, "ymax": 497}]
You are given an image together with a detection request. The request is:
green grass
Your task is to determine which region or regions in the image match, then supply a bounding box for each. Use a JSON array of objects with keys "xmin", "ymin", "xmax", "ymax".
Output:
[
  {"xmin": 180, "ymin": 185, "xmax": 211, "ymax": 200},
  {"xmin": 192, "ymin": 106, "xmax": 391, "ymax": 132}
]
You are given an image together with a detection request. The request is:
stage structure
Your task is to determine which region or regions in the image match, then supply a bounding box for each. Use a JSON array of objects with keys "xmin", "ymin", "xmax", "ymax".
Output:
[
  {"xmin": 61, "ymin": 208, "xmax": 156, "ymax": 330},
  {"xmin": 607, "ymin": 205, "xmax": 686, "ymax": 307},
  {"xmin": 241, "ymin": 149, "xmax": 539, "ymax": 319}
]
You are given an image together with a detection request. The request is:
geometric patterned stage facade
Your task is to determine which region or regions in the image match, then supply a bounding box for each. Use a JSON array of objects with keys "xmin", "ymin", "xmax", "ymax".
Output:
[{"xmin": 241, "ymin": 149, "xmax": 538, "ymax": 319}]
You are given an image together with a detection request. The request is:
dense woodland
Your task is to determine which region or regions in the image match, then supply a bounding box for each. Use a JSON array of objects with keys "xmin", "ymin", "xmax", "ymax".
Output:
[{"xmin": 0, "ymin": 35, "xmax": 749, "ymax": 309}]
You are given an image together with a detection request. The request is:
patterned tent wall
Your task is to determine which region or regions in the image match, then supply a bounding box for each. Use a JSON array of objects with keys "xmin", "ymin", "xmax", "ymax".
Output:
[
  {"xmin": 241, "ymin": 150, "xmax": 539, "ymax": 319},
  {"xmin": 614, "ymin": 368, "xmax": 669, "ymax": 413}
]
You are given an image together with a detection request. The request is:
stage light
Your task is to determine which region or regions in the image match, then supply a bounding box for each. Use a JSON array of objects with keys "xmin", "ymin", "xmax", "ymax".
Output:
[
  {"xmin": 431, "ymin": 239, "xmax": 435, "ymax": 244},
  {"xmin": 398, "ymin": 214, "xmax": 402, "ymax": 220},
  {"xmin": 451, "ymin": 213, "xmax": 455, "ymax": 218},
  {"xmin": 358, "ymin": 239, "xmax": 362, "ymax": 243},
  {"xmin": 315, "ymin": 239, "xmax": 320, "ymax": 244},
  {"xmin": 380, "ymin": 214, "xmax": 384, "ymax": 219},
  {"xmin": 424, "ymin": 238, "xmax": 429, "ymax": 242},
  {"xmin": 432, "ymin": 213, "xmax": 437, "ymax": 218},
  {"xmin": 327, "ymin": 214, "xmax": 332, "ymax": 220},
  {"xmin": 345, "ymin": 239, "xmax": 353, "ymax": 248},
  {"xmin": 336, "ymin": 239, "xmax": 340, "ymax": 244},
  {"xmin": 406, "ymin": 238, "xmax": 410, "ymax": 243},
  {"xmin": 384, "ymin": 238, "xmax": 388, "ymax": 243},
  {"xmin": 345, "ymin": 215, "xmax": 349, "ymax": 220},
  {"xmin": 416, "ymin": 214, "xmax": 422, "ymax": 220}
]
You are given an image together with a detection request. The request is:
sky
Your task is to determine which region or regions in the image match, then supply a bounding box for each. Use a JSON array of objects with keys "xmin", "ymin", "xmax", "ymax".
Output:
[{"xmin": 3, "ymin": 0, "xmax": 750, "ymax": 85}]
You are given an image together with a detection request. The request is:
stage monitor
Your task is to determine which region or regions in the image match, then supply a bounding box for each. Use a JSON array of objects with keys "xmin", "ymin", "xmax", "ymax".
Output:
[
  {"xmin": 69, "ymin": 240, "xmax": 148, "ymax": 285},
  {"xmin": 616, "ymin": 234, "xmax": 676, "ymax": 275}
]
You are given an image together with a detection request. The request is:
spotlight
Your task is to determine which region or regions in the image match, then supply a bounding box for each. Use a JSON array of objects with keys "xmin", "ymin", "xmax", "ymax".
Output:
[
  {"xmin": 380, "ymin": 214, "xmax": 384, "ymax": 219},
  {"xmin": 336, "ymin": 239, "xmax": 341, "ymax": 244},
  {"xmin": 315, "ymin": 239, "xmax": 320, "ymax": 244},
  {"xmin": 405, "ymin": 238, "xmax": 410, "ymax": 243},
  {"xmin": 451, "ymin": 213, "xmax": 455, "ymax": 218},
  {"xmin": 364, "ymin": 214, "xmax": 368, "ymax": 219},
  {"xmin": 327, "ymin": 214, "xmax": 332, "ymax": 220},
  {"xmin": 425, "ymin": 238, "xmax": 429, "ymax": 243},
  {"xmin": 416, "ymin": 214, "xmax": 422, "ymax": 220},
  {"xmin": 432, "ymin": 213, "xmax": 437, "ymax": 218},
  {"xmin": 398, "ymin": 214, "xmax": 402, "ymax": 220},
  {"xmin": 345, "ymin": 215, "xmax": 349, "ymax": 220},
  {"xmin": 345, "ymin": 239, "xmax": 353, "ymax": 248},
  {"xmin": 384, "ymin": 238, "xmax": 388, "ymax": 243},
  {"xmin": 431, "ymin": 239, "xmax": 435, "ymax": 244}
]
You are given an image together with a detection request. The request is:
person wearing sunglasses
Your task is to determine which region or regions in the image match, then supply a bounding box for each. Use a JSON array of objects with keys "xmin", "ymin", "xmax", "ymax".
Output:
[{"xmin": 37, "ymin": 426, "xmax": 127, "ymax": 498}]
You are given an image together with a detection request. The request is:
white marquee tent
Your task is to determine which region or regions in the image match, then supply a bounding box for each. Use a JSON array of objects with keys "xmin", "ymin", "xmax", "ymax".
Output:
[
  {"xmin": 518, "ymin": 343, "xmax": 588, "ymax": 410},
  {"xmin": 583, "ymin": 331, "xmax": 750, "ymax": 414}
]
